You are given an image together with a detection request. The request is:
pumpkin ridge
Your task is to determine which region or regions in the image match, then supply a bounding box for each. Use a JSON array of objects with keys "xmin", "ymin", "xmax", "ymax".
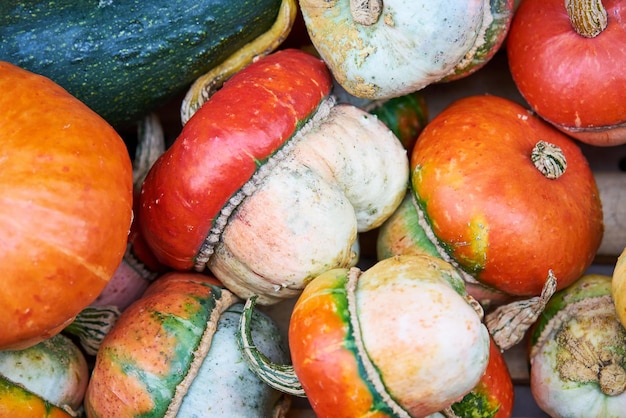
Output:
[
  {"xmin": 193, "ymin": 96, "xmax": 336, "ymax": 271},
  {"xmin": 164, "ymin": 288, "xmax": 239, "ymax": 417},
  {"xmin": 409, "ymin": 188, "xmax": 482, "ymax": 285},
  {"xmin": 345, "ymin": 267, "xmax": 411, "ymax": 417}
]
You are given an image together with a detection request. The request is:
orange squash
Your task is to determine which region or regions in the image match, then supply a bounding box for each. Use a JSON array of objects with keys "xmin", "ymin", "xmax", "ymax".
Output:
[
  {"xmin": 378, "ymin": 95, "xmax": 604, "ymax": 349},
  {"xmin": 380, "ymin": 95, "xmax": 603, "ymax": 298},
  {"xmin": 0, "ymin": 62, "xmax": 133, "ymax": 350}
]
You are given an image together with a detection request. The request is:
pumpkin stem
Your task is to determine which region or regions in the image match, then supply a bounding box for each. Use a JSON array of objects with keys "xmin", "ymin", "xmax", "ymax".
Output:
[
  {"xmin": 350, "ymin": 0, "xmax": 383, "ymax": 25},
  {"xmin": 531, "ymin": 140, "xmax": 567, "ymax": 179},
  {"xmin": 180, "ymin": 0, "xmax": 297, "ymax": 124},
  {"xmin": 534, "ymin": 294, "xmax": 626, "ymax": 396},
  {"xmin": 238, "ymin": 296, "xmax": 307, "ymax": 397},
  {"xmin": 565, "ymin": 0, "xmax": 608, "ymax": 38},
  {"xmin": 485, "ymin": 270, "xmax": 558, "ymax": 351},
  {"xmin": 63, "ymin": 305, "xmax": 120, "ymax": 356}
]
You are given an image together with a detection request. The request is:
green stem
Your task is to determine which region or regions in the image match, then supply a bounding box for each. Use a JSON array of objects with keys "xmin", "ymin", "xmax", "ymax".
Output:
[
  {"xmin": 238, "ymin": 296, "xmax": 306, "ymax": 397},
  {"xmin": 566, "ymin": 0, "xmax": 608, "ymax": 38},
  {"xmin": 63, "ymin": 305, "xmax": 120, "ymax": 356}
]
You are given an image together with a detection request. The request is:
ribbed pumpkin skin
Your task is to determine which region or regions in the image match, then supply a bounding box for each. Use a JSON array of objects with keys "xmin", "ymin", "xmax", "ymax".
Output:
[
  {"xmin": 85, "ymin": 271, "xmax": 290, "ymax": 418},
  {"xmin": 411, "ymin": 95, "xmax": 603, "ymax": 296},
  {"xmin": 0, "ymin": 61, "xmax": 133, "ymax": 350}
]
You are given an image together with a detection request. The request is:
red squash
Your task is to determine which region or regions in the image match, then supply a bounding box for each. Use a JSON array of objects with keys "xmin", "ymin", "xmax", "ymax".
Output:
[
  {"xmin": 507, "ymin": 0, "xmax": 626, "ymax": 146},
  {"xmin": 0, "ymin": 62, "xmax": 133, "ymax": 350},
  {"xmin": 139, "ymin": 49, "xmax": 409, "ymax": 305}
]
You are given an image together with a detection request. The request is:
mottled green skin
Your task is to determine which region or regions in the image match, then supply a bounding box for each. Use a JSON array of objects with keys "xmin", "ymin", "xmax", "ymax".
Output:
[
  {"xmin": 370, "ymin": 92, "xmax": 428, "ymax": 152},
  {"xmin": 85, "ymin": 280, "xmax": 225, "ymax": 417},
  {"xmin": 452, "ymin": 390, "xmax": 499, "ymax": 418},
  {"xmin": 376, "ymin": 193, "xmax": 444, "ymax": 262},
  {"xmin": 0, "ymin": 0, "xmax": 281, "ymax": 128}
]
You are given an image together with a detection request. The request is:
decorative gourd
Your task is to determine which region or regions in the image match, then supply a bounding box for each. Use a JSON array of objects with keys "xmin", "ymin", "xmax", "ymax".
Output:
[
  {"xmin": 0, "ymin": 333, "xmax": 89, "ymax": 418},
  {"xmin": 84, "ymin": 271, "xmax": 291, "ymax": 417},
  {"xmin": 0, "ymin": 0, "xmax": 295, "ymax": 128},
  {"xmin": 298, "ymin": 0, "xmax": 514, "ymax": 99},
  {"xmin": 239, "ymin": 255, "xmax": 490, "ymax": 417},
  {"xmin": 377, "ymin": 95, "xmax": 604, "ymax": 349},
  {"xmin": 139, "ymin": 48, "xmax": 409, "ymax": 305},
  {"xmin": 529, "ymin": 274, "xmax": 626, "ymax": 416},
  {"xmin": 507, "ymin": 0, "xmax": 626, "ymax": 146},
  {"xmin": 0, "ymin": 61, "xmax": 133, "ymax": 350}
]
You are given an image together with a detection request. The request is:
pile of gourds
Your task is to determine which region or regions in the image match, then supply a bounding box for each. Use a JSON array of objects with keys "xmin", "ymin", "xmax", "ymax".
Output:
[{"xmin": 1, "ymin": 0, "xmax": 626, "ymax": 417}]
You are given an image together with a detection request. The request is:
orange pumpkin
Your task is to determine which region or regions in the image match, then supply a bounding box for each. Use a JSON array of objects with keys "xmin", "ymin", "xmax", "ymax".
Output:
[
  {"xmin": 0, "ymin": 62, "xmax": 133, "ymax": 350},
  {"xmin": 380, "ymin": 95, "xmax": 603, "ymax": 298}
]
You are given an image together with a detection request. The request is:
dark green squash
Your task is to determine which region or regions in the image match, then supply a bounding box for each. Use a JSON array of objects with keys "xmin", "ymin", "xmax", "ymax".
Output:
[{"xmin": 0, "ymin": 0, "xmax": 288, "ymax": 128}]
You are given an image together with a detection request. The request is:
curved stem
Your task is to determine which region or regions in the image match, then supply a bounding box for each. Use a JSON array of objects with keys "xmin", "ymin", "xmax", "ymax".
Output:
[
  {"xmin": 486, "ymin": 270, "xmax": 558, "ymax": 351},
  {"xmin": 238, "ymin": 296, "xmax": 306, "ymax": 397},
  {"xmin": 63, "ymin": 305, "xmax": 120, "ymax": 356},
  {"xmin": 566, "ymin": 0, "xmax": 608, "ymax": 38},
  {"xmin": 350, "ymin": 0, "xmax": 383, "ymax": 25},
  {"xmin": 180, "ymin": 0, "xmax": 297, "ymax": 124}
]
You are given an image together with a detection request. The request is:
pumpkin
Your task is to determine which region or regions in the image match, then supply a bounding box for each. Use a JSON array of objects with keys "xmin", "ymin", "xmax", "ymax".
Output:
[
  {"xmin": 298, "ymin": 0, "xmax": 514, "ymax": 99},
  {"xmin": 239, "ymin": 255, "xmax": 490, "ymax": 417},
  {"xmin": 507, "ymin": 0, "xmax": 626, "ymax": 146},
  {"xmin": 139, "ymin": 48, "xmax": 409, "ymax": 305},
  {"xmin": 612, "ymin": 247, "xmax": 626, "ymax": 329},
  {"xmin": 0, "ymin": 333, "xmax": 89, "ymax": 418},
  {"xmin": 377, "ymin": 95, "xmax": 604, "ymax": 348},
  {"xmin": 529, "ymin": 274, "xmax": 626, "ymax": 416},
  {"xmin": 0, "ymin": 61, "xmax": 133, "ymax": 350},
  {"xmin": 84, "ymin": 271, "xmax": 291, "ymax": 417}
]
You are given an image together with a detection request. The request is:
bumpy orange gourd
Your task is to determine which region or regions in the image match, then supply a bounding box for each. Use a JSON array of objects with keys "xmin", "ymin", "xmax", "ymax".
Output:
[{"xmin": 0, "ymin": 62, "xmax": 133, "ymax": 350}]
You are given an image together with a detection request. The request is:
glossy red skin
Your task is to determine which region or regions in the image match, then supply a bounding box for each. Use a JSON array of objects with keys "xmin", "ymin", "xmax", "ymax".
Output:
[
  {"xmin": 507, "ymin": 0, "xmax": 626, "ymax": 134},
  {"xmin": 139, "ymin": 49, "xmax": 332, "ymax": 270},
  {"xmin": 0, "ymin": 61, "xmax": 133, "ymax": 350},
  {"xmin": 411, "ymin": 95, "xmax": 603, "ymax": 296}
]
